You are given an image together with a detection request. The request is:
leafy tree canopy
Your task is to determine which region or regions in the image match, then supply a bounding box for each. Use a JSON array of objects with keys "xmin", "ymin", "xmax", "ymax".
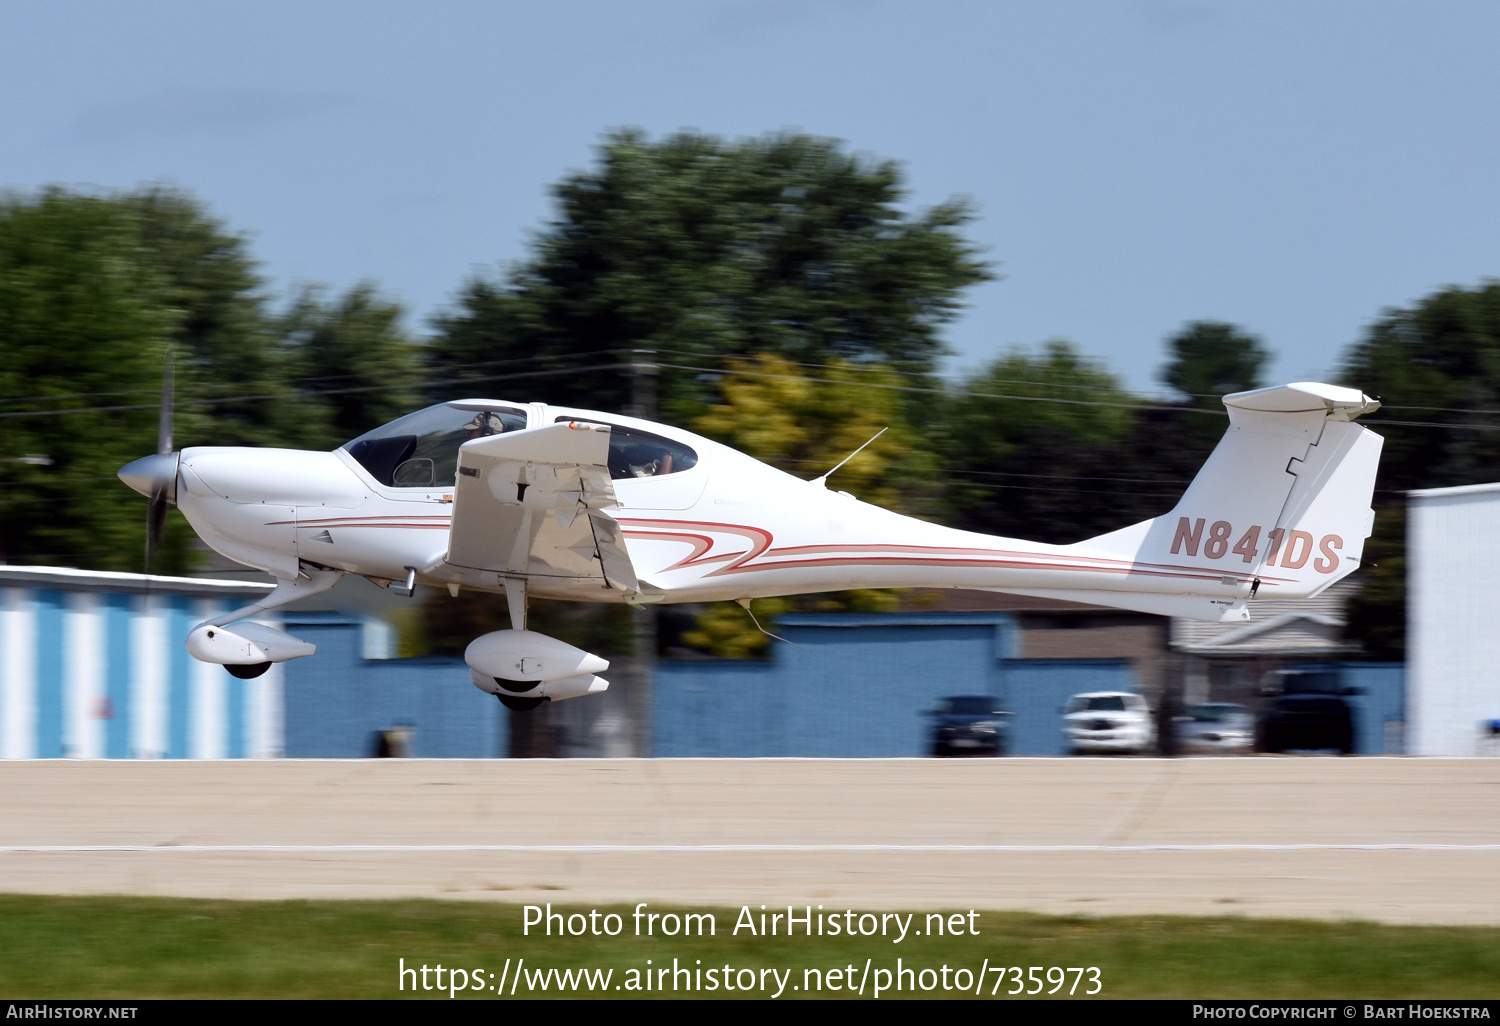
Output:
[
  {"xmin": 427, "ymin": 130, "xmax": 994, "ymax": 420},
  {"xmin": 692, "ymin": 352, "xmax": 936, "ymax": 515},
  {"xmin": 118, "ymin": 188, "xmax": 288, "ymax": 450},
  {"xmin": 1339, "ymin": 280, "xmax": 1500, "ymax": 660},
  {"xmin": 680, "ymin": 353, "xmax": 933, "ymax": 657},
  {"xmin": 0, "ymin": 189, "xmax": 179, "ymax": 569},
  {"xmin": 931, "ymin": 340, "xmax": 1142, "ymax": 544},
  {"xmin": 0, "ymin": 187, "xmax": 418, "ymax": 572},
  {"xmin": 1342, "ymin": 281, "xmax": 1500, "ymax": 491},
  {"xmin": 276, "ymin": 283, "xmax": 422, "ymax": 451},
  {"xmin": 1161, "ymin": 320, "xmax": 1271, "ymax": 410}
]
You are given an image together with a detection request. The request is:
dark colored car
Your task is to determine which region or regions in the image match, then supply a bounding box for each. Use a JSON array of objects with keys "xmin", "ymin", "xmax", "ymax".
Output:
[
  {"xmin": 1256, "ymin": 668, "xmax": 1358, "ymax": 754},
  {"xmin": 926, "ymin": 695, "xmax": 1010, "ymax": 756}
]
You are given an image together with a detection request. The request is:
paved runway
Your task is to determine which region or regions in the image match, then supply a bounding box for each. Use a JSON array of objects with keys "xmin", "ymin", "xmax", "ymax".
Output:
[{"xmin": 3, "ymin": 758, "xmax": 1498, "ymax": 924}]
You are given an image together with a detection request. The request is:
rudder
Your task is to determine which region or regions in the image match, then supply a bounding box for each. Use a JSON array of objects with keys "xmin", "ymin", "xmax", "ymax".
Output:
[{"xmin": 1079, "ymin": 381, "xmax": 1383, "ymax": 608}]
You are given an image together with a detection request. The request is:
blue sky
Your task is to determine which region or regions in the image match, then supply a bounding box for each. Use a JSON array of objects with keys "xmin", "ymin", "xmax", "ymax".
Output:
[{"xmin": 4, "ymin": 1, "xmax": 1498, "ymax": 393}]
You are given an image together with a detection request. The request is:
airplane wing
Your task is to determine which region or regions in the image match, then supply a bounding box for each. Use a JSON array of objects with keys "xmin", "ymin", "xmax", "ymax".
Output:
[{"xmin": 444, "ymin": 421, "xmax": 641, "ymax": 595}]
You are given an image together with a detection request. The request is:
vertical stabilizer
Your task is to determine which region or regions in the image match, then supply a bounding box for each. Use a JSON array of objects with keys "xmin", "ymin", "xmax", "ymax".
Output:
[{"xmin": 1074, "ymin": 382, "xmax": 1384, "ymax": 610}]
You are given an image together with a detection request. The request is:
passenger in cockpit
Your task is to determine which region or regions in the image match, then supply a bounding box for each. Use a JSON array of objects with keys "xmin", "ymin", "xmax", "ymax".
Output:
[{"xmin": 620, "ymin": 443, "xmax": 675, "ymax": 478}]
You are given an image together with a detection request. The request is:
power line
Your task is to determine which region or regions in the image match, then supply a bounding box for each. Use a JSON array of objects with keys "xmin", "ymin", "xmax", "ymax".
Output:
[
  {"xmin": 0, "ymin": 351, "xmax": 586, "ymax": 409},
  {"xmin": 650, "ymin": 360, "xmax": 1221, "ymax": 415},
  {"xmin": 0, "ymin": 363, "xmax": 616, "ymax": 422},
  {"xmin": 647, "ymin": 346, "xmax": 1159, "ymax": 397},
  {"xmin": 1367, "ymin": 419, "xmax": 1500, "ymax": 432},
  {"xmin": 3, "ymin": 346, "xmax": 1497, "ymax": 430}
]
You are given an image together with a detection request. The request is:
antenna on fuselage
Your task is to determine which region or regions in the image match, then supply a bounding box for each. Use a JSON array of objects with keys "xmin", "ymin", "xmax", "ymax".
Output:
[
  {"xmin": 735, "ymin": 598, "xmax": 802, "ymax": 650},
  {"xmin": 810, "ymin": 426, "xmax": 887, "ymax": 489}
]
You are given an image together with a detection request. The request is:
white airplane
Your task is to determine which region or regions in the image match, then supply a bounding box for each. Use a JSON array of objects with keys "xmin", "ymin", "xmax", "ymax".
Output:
[{"xmin": 119, "ymin": 381, "xmax": 1383, "ymax": 710}]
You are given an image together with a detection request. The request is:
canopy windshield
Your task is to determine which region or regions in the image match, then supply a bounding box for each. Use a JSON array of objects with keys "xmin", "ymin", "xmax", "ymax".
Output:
[
  {"xmin": 342, "ymin": 403, "xmax": 528, "ymax": 487},
  {"xmin": 554, "ymin": 416, "xmax": 699, "ymax": 479}
]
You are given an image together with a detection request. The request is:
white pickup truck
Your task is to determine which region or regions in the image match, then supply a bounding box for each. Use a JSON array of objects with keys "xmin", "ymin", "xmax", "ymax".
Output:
[{"xmin": 1063, "ymin": 691, "xmax": 1156, "ymax": 755}]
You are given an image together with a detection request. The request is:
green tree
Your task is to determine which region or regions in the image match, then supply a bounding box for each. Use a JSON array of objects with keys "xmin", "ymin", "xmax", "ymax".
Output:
[
  {"xmin": 1342, "ymin": 282, "xmax": 1500, "ymax": 491},
  {"xmin": 275, "ymin": 283, "xmax": 423, "ymax": 451},
  {"xmin": 932, "ymin": 341, "xmax": 1145, "ymax": 544},
  {"xmin": 1339, "ymin": 281, "xmax": 1500, "ymax": 660},
  {"xmin": 0, "ymin": 186, "xmax": 423, "ymax": 572},
  {"xmin": 679, "ymin": 353, "xmax": 932, "ymax": 656},
  {"xmin": 1157, "ymin": 320, "xmax": 1271, "ymax": 458},
  {"xmin": 0, "ymin": 190, "xmax": 179, "ymax": 569},
  {"xmin": 119, "ymin": 188, "xmax": 291, "ymax": 451},
  {"xmin": 1162, "ymin": 321, "xmax": 1271, "ymax": 410},
  {"xmin": 427, "ymin": 130, "xmax": 993, "ymax": 420},
  {"xmin": 692, "ymin": 352, "xmax": 937, "ymax": 515}
]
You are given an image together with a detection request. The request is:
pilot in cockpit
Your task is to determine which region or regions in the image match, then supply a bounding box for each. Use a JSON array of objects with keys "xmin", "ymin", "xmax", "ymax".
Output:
[{"xmin": 463, "ymin": 411, "xmax": 508, "ymax": 440}]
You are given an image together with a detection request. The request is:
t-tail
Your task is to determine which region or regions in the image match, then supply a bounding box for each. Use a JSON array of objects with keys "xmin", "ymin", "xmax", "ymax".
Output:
[{"xmin": 1007, "ymin": 382, "xmax": 1384, "ymax": 622}]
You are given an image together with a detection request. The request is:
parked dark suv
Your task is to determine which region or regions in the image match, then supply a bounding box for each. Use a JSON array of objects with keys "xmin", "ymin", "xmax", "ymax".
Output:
[
  {"xmin": 1256, "ymin": 668, "xmax": 1359, "ymax": 754},
  {"xmin": 926, "ymin": 695, "xmax": 1010, "ymax": 756}
]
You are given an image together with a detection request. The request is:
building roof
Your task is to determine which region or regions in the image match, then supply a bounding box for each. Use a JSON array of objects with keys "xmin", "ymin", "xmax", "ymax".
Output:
[
  {"xmin": 0, "ymin": 565, "xmax": 274, "ymax": 598},
  {"xmin": 1170, "ymin": 578, "xmax": 1359, "ymax": 657}
]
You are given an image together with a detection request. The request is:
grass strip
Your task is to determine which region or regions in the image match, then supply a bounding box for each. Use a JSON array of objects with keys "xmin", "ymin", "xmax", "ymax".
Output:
[{"xmin": 0, "ymin": 895, "xmax": 1497, "ymax": 999}]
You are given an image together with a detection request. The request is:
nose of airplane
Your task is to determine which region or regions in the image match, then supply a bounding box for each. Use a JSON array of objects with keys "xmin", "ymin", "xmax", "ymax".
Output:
[{"xmin": 118, "ymin": 452, "xmax": 179, "ymax": 502}]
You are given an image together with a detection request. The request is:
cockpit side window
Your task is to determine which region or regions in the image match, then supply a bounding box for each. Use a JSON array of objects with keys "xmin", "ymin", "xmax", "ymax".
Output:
[
  {"xmin": 343, "ymin": 403, "xmax": 528, "ymax": 486},
  {"xmin": 553, "ymin": 417, "xmax": 699, "ymax": 480}
]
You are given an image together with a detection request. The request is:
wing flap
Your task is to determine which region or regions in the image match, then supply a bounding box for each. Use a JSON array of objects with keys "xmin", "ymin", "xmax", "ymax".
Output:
[
  {"xmin": 588, "ymin": 510, "xmax": 640, "ymax": 594},
  {"xmin": 445, "ymin": 422, "xmax": 640, "ymax": 594}
]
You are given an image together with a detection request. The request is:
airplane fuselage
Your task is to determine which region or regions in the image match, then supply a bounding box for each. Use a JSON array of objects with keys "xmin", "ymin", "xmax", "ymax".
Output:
[
  {"xmin": 173, "ymin": 400, "xmax": 1258, "ymax": 609},
  {"xmin": 123, "ymin": 383, "xmax": 1384, "ymax": 687}
]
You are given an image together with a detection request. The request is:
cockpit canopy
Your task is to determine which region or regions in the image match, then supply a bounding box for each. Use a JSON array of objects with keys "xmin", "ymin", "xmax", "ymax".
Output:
[
  {"xmin": 554, "ymin": 416, "xmax": 699, "ymax": 479},
  {"xmin": 343, "ymin": 402, "xmax": 528, "ymax": 487},
  {"xmin": 342, "ymin": 402, "xmax": 700, "ymax": 488}
]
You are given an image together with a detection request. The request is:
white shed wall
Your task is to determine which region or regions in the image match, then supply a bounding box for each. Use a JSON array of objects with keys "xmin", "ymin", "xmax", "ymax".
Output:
[{"xmin": 1409, "ymin": 485, "xmax": 1500, "ymax": 755}]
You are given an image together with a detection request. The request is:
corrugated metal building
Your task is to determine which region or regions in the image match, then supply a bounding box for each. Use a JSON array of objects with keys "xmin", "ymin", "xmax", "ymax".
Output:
[
  {"xmin": 1409, "ymin": 482, "xmax": 1500, "ymax": 755},
  {"xmin": 652, "ymin": 611, "xmax": 1138, "ymax": 757},
  {"xmin": 0, "ymin": 568, "xmax": 1406, "ymax": 759},
  {"xmin": 0, "ymin": 567, "xmax": 278, "ymax": 758},
  {"xmin": 280, "ymin": 611, "xmax": 505, "ymax": 758}
]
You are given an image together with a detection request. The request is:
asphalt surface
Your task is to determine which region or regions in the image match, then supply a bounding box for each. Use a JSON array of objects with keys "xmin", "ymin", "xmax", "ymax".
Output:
[{"xmin": 2, "ymin": 758, "xmax": 1498, "ymax": 924}]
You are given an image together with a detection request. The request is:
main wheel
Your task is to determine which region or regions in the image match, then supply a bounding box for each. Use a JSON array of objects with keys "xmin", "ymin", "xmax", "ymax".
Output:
[
  {"xmin": 226, "ymin": 662, "xmax": 271, "ymax": 679},
  {"xmin": 497, "ymin": 695, "xmax": 545, "ymax": 712}
]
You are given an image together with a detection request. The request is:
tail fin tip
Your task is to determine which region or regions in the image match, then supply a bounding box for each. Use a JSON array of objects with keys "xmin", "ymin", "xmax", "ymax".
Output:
[{"xmin": 1223, "ymin": 382, "xmax": 1380, "ymax": 421}]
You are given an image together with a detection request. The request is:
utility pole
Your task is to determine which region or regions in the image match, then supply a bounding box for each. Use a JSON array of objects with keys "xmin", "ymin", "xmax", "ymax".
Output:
[
  {"xmin": 625, "ymin": 348, "xmax": 657, "ymax": 758},
  {"xmin": 624, "ymin": 347, "xmax": 658, "ymax": 421}
]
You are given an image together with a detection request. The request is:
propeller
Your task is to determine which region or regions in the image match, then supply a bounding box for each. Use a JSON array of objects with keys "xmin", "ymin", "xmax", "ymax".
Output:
[{"xmin": 144, "ymin": 346, "xmax": 175, "ymax": 573}]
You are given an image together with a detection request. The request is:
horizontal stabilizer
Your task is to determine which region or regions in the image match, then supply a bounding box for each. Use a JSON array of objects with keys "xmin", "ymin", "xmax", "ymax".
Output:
[{"xmin": 1222, "ymin": 381, "xmax": 1380, "ymax": 419}]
